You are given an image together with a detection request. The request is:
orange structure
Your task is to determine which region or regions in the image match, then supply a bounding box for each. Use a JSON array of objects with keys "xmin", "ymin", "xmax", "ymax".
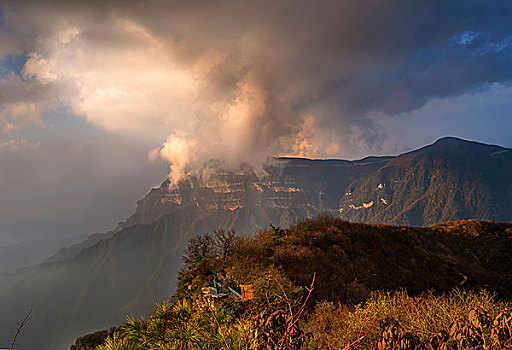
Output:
[{"xmin": 240, "ymin": 284, "xmax": 254, "ymax": 301}]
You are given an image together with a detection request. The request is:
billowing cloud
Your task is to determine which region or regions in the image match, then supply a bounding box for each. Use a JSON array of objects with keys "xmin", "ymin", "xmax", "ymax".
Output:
[
  {"xmin": 159, "ymin": 134, "xmax": 197, "ymax": 186},
  {"xmin": 1, "ymin": 0, "xmax": 512, "ymax": 183}
]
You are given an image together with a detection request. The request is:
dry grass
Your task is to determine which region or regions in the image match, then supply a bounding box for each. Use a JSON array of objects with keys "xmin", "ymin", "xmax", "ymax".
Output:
[{"xmin": 305, "ymin": 289, "xmax": 512, "ymax": 349}]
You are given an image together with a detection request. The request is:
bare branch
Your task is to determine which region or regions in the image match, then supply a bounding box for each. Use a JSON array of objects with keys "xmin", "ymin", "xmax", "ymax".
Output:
[
  {"xmin": 278, "ymin": 272, "xmax": 316, "ymax": 349},
  {"xmin": 10, "ymin": 309, "xmax": 32, "ymax": 350},
  {"xmin": 342, "ymin": 316, "xmax": 378, "ymax": 350}
]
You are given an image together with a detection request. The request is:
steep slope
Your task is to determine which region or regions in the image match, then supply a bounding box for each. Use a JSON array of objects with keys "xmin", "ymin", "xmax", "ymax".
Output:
[
  {"xmin": 75, "ymin": 217, "xmax": 512, "ymax": 350},
  {"xmin": 339, "ymin": 137, "xmax": 512, "ymax": 226},
  {"xmin": 121, "ymin": 157, "xmax": 392, "ymax": 229},
  {"xmin": 44, "ymin": 231, "xmax": 114, "ymax": 263},
  {"xmin": 0, "ymin": 157, "xmax": 389, "ymax": 350},
  {"xmin": 42, "ymin": 157, "xmax": 391, "ymax": 266}
]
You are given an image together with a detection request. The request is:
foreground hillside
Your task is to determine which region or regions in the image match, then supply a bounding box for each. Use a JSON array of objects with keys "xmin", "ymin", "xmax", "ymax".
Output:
[
  {"xmin": 75, "ymin": 216, "xmax": 512, "ymax": 349},
  {"xmin": 219, "ymin": 217, "xmax": 512, "ymax": 303}
]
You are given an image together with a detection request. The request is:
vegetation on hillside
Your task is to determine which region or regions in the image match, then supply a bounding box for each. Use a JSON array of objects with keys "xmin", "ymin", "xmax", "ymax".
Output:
[{"xmin": 74, "ymin": 216, "xmax": 512, "ymax": 349}]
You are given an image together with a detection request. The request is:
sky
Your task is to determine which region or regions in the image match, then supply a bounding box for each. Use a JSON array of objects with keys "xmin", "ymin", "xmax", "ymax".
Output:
[{"xmin": 0, "ymin": 0, "xmax": 511, "ymax": 267}]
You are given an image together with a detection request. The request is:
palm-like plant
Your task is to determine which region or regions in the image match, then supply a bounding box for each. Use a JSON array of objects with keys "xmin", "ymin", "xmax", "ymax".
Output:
[{"xmin": 95, "ymin": 332, "xmax": 135, "ymax": 350}]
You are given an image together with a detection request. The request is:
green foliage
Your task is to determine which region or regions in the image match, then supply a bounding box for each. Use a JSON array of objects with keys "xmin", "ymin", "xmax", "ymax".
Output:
[
  {"xmin": 269, "ymin": 224, "xmax": 286, "ymax": 245},
  {"xmin": 216, "ymin": 300, "xmax": 243, "ymax": 323},
  {"xmin": 90, "ymin": 289, "xmax": 512, "ymax": 350},
  {"xmin": 89, "ymin": 281, "xmax": 310, "ymax": 349},
  {"xmin": 95, "ymin": 332, "xmax": 133, "ymax": 350},
  {"xmin": 70, "ymin": 328, "xmax": 119, "ymax": 350}
]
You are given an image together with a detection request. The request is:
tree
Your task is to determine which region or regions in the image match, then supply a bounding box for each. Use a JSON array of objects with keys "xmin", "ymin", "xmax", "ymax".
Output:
[{"xmin": 214, "ymin": 229, "xmax": 236, "ymax": 265}]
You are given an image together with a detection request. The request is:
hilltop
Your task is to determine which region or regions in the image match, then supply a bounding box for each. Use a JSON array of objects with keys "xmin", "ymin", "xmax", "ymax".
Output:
[
  {"xmin": 75, "ymin": 216, "xmax": 512, "ymax": 349},
  {"xmin": 175, "ymin": 216, "xmax": 512, "ymax": 303}
]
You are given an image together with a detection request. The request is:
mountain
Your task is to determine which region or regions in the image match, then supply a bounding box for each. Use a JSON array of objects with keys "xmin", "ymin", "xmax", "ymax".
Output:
[
  {"xmin": 1, "ymin": 137, "xmax": 512, "ymax": 349},
  {"xmin": 0, "ymin": 157, "xmax": 389, "ymax": 350},
  {"xmin": 339, "ymin": 137, "xmax": 512, "ymax": 226},
  {"xmin": 43, "ymin": 157, "xmax": 391, "ymax": 265},
  {"xmin": 44, "ymin": 232, "xmax": 113, "ymax": 264}
]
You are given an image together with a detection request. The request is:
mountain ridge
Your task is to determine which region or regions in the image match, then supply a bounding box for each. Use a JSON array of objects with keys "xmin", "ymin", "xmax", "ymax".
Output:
[
  {"xmin": 2, "ymin": 137, "xmax": 512, "ymax": 349},
  {"xmin": 339, "ymin": 137, "xmax": 512, "ymax": 226}
]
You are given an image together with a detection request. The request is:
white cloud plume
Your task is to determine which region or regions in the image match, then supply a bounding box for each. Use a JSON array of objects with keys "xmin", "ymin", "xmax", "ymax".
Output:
[{"xmin": 159, "ymin": 134, "xmax": 197, "ymax": 186}]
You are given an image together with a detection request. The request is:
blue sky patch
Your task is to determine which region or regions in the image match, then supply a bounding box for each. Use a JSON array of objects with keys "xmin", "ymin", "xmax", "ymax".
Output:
[{"xmin": 0, "ymin": 54, "xmax": 27, "ymax": 78}]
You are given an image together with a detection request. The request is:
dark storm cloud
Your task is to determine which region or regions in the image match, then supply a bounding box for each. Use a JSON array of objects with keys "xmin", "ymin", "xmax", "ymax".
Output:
[
  {"xmin": 2, "ymin": 0, "xmax": 511, "ymax": 159},
  {"xmin": 133, "ymin": 0, "xmax": 512, "ymax": 135}
]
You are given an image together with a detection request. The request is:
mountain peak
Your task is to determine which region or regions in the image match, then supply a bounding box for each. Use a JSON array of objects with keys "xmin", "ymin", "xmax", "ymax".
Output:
[
  {"xmin": 409, "ymin": 136, "xmax": 509, "ymax": 158},
  {"xmin": 431, "ymin": 136, "xmax": 509, "ymax": 151},
  {"xmin": 433, "ymin": 136, "xmax": 468, "ymax": 144}
]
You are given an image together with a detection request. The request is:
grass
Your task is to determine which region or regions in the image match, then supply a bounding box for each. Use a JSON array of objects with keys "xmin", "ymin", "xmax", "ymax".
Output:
[
  {"xmin": 306, "ymin": 289, "xmax": 512, "ymax": 349},
  {"xmin": 74, "ymin": 215, "xmax": 512, "ymax": 349}
]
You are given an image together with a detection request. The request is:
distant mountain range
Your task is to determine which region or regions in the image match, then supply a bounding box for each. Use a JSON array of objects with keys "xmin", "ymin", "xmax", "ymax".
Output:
[{"xmin": 1, "ymin": 137, "xmax": 511, "ymax": 350}]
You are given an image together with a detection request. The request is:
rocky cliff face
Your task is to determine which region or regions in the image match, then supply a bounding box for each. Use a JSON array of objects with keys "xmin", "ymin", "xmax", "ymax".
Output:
[
  {"xmin": 2, "ymin": 138, "xmax": 512, "ymax": 350},
  {"xmin": 122, "ymin": 157, "xmax": 392, "ymax": 229}
]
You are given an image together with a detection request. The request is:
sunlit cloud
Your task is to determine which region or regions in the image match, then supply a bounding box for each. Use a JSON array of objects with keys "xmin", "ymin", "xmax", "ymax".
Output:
[{"xmin": 1, "ymin": 0, "xmax": 512, "ymax": 184}]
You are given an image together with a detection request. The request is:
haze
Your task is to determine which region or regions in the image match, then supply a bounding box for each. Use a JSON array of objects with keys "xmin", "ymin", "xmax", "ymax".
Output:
[{"xmin": 1, "ymin": 0, "xmax": 512, "ymax": 272}]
